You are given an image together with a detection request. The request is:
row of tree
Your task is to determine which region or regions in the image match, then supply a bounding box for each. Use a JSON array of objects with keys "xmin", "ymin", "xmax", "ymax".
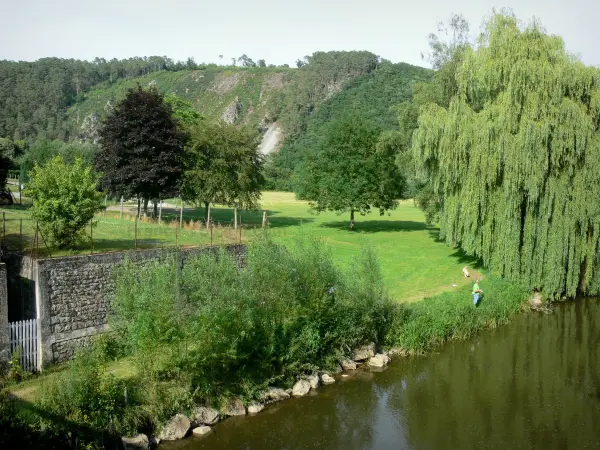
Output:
[{"xmin": 23, "ymin": 86, "xmax": 264, "ymax": 248}]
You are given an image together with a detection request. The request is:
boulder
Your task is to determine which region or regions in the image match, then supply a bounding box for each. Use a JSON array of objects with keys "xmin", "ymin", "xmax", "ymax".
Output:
[
  {"xmin": 305, "ymin": 374, "xmax": 319, "ymax": 390},
  {"xmin": 341, "ymin": 358, "xmax": 357, "ymax": 370},
  {"xmin": 248, "ymin": 403, "xmax": 265, "ymax": 414},
  {"xmin": 292, "ymin": 379, "xmax": 311, "ymax": 397},
  {"xmin": 368, "ymin": 354, "xmax": 390, "ymax": 368},
  {"xmin": 221, "ymin": 398, "xmax": 246, "ymax": 416},
  {"xmin": 149, "ymin": 437, "xmax": 160, "ymax": 449},
  {"xmin": 192, "ymin": 426, "xmax": 212, "ymax": 437},
  {"xmin": 192, "ymin": 406, "xmax": 220, "ymax": 425},
  {"xmin": 158, "ymin": 414, "xmax": 190, "ymax": 441},
  {"xmin": 320, "ymin": 372, "xmax": 336, "ymax": 385},
  {"xmin": 260, "ymin": 387, "xmax": 290, "ymax": 404},
  {"xmin": 353, "ymin": 343, "xmax": 376, "ymax": 361},
  {"xmin": 121, "ymin": 434, "xmax": 149, "ymax": 450}
]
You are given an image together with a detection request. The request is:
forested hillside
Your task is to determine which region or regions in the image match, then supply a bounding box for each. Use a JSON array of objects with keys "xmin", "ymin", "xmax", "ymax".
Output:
[
  {"xmin": 266, "ymin": 62, "xmax": 431, "ymax": 189},
  {"xmin": 0, "ymin": 51, "xmax": 429, "ymax": 187},
  {"xmin": 0, "ymin": 56, "xmax": 198, "ymax": 140}
]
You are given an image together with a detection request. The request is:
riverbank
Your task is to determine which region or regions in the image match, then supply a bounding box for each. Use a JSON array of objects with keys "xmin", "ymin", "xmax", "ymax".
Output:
[
  {"xmin": 1, "ymin": 256, "xmax": 529, "ymax": 449},
  {"xmin": 1, "ymin": 197, "xmax": 530, "ymax": 448}
]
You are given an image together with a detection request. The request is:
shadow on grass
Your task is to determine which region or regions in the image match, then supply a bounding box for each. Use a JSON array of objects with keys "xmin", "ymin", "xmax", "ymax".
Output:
[
  {"xmin": 2, "ymin": 397, "xmax": 119, "ymax": 449},
  {"xmin": 160, "ymin": 207, "xmax": 315, "ymax": 229},
  {"xmin": 320, "ymin": 220, "xmax": 427, "ymax": 233}
]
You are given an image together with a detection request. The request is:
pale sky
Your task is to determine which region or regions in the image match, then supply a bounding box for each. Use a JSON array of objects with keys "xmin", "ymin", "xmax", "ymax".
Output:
[{"xmin": 1, "ymin": 0, "xmax": 599, "ymax": 67}]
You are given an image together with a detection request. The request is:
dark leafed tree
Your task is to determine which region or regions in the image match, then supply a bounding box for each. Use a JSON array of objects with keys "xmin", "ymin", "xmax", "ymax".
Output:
[
  {"xmin": 295, "ymin": 114, "xmax": 404, "ymax": 228},
  {"xmin": 413, "ymin": 13, "xmax": 600, "ymax": 298},
  {"xmin": 96, "ymin": 86, "xmax": 187, "ymax": 214}
]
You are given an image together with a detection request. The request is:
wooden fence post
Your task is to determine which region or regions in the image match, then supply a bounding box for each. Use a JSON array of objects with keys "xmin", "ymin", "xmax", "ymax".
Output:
[{"xmin": 134, "ymin": 214, "xmax": 138, "ymax": 250}]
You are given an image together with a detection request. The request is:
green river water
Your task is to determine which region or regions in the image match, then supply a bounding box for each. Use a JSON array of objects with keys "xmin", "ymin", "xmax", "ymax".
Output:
[{"xmin": 164, "ymin": 298, "xmax": 600, "ymax": 450}]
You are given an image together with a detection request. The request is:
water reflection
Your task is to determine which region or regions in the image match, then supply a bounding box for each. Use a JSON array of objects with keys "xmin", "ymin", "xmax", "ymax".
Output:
[{"xmin": 164, "ymin": 299, "xmax": 600, "ymax": 450}]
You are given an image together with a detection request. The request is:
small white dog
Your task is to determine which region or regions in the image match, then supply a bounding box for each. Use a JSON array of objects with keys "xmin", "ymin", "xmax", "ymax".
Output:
[{"xmin": 462, "ymin": 266, "xmax": 470, "ymax": 278}]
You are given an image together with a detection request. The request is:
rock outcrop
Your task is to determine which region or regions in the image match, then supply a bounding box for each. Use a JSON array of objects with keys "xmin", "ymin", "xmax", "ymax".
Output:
[
  {"xmin": 192, "ymin": 426, "xmax": 212, "ymax": 437},
  {"xmin": 292, "ymin": 379, "xmax": 311, "ymax": 397},
  {"xmin": 221, "ymin": 398, "xmax": 246, "ymax": 416},
  {"xmin": 221, "ymin": 96, "xmax": 241, "ymax": 124},
  {"xmin": 353, "ymin": 342, "xmax": 376, "ymax": 361},
  {"xmin": 121, "ymin": 434, "xmax": 149, "ymax": 449},
  {"xmin": 192, "ymin": 406, "xmax": 220, "ymax": 425},
  {"xmin": 341, "ymin": 358, "xmax": 357, "ymax": 370},
  {"xmin": 260, "ymin": 386, "xmax": 290, "ymax": 404},
  {"xmin": 320, "ymin": 372, "xmax": 336, "ymax": 385},
  {"xmin": 368, "ymin": 354, "xmax": 390, "ymax": 368},
  {"xmin": 158, "ymin": 414, "xmax": 190, "ymax": 441}
]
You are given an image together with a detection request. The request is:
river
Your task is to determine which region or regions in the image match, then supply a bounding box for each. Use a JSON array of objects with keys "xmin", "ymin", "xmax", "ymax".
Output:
[{"xmin": 164, "ymin": 298, "xmax": 600, "ymax": 450}]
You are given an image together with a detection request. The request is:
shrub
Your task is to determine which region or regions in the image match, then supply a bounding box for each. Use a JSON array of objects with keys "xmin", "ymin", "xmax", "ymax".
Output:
[
  {"xmin": 25, "ymin": 156, "xmax": 104, "ymax": 248},
  {"xmin": 110, "ymin": 233, "xmax": 395, "ymax": 402}
]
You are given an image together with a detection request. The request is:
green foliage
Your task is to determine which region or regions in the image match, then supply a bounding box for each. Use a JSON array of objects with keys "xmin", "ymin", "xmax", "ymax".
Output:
[
  {"xmin": 182, "ymin": 121, "xmax": 264, "ymax": 209},
  {"xmin": 111, "ymin": 235, "xmax": 394, "ymax": 401},
  {"xmin": 413, "ymin": 13, "xmax": 600, "ymax": 298},
  {"xmin": 37, "ymin": 350, "xmax": 142, "ymax": 440},
  {"xmin": 0, "ymin": 56, "xmax": 208, "ymax": 141},
  {"xmin": 19, "ymin": 139, "xmax": 99, "ymax": 182},
  {"xmin": 25, "ymin": 156, "xmax": 104, "ymax": 248},
  {"xmin": 96, "ymin": 86, "xmax": 187, "ymax": 200},
  {"xmin": 267, "ymin": 62, "xmax": 430, "ymax": 189},
  {"xmin": 387, "ymin": 276, "xmax": 528, "ymax": 354},
  {"xmin": 295, "ymin": 114, "xmax": 405, "ymax": 223}
]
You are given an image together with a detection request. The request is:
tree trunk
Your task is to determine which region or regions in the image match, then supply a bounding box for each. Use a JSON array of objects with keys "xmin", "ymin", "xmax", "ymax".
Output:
[
  {"xmin": 234, "ymin": 205, "xmax": 238, "ymax": 230},
  {"xmin": 205, "ymin": 202, "xmax": 211, "ymax": 225},
  {"xmin": 143, "ymin": 198, "xmax": 149, "ymax": 217},
  {"xmin": 153, "ymin": 199, "xmax": 158, "ymax": 218},
  {"xmin": 262, "ymin": 210, "xmax": 268, "ymax": 229},
  {"xmin": 137, "ymin": 197, "xmax": 141, "ymax": 219},
  {"xmin": 350, "ymin": 208, "xmax": 355, "ymax": 230},
  {"xmin": 158, "ymin": 200, "xmax": 162, "ymax": 223}
]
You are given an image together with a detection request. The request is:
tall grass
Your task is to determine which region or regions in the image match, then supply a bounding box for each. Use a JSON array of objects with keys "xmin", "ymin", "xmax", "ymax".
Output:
[
  {"xmin": 111, "ymin": 232, "xmax": 394, "ymax": 403},
  {"xmin": 387, "ymin": 275, "xmax": 529, "ymax": 354}
]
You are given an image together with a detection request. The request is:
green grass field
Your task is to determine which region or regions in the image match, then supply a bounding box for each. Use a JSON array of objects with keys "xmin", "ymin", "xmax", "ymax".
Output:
[{"xmin": 1, "ymin": 192, "xmax": 480, "ymax": 301}]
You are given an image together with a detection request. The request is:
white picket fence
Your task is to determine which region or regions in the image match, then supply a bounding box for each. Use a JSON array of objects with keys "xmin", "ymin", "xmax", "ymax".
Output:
[{"xmin": 9, "ymin": 319, "xmax": 39, "ymax": 372}]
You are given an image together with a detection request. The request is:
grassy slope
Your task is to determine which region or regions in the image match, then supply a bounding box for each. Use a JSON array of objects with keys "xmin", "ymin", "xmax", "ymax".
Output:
[
  {"xmin": 3, "ymin": 192, "xmax": 479, "ymax": 300},
  {"xmin": 66, "ymin": 66, "xmax": 294, "ymax": 134}
]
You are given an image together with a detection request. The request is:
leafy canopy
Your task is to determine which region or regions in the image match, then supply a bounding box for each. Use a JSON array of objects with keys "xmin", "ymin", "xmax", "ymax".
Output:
[
  {"xmin": 413, "ymin": 13, "xmax": 600, "ymax": 298},
  {"xmin": 96, "ymin": 86, "xmax": 187, "ymax": 200},
  {"xmin": 25, "ymin": 156, "xmax": 104, "ymax": 248},
  {"xmin": 296, "ymin": 114, "xmax": 404, "ymax": 223},
  {"xmin": 182, "ymin": 121, "xmax": 264, "ymax": 209}
]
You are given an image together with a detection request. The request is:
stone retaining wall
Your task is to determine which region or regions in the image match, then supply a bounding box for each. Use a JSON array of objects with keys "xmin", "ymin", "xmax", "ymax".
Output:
[{"xmin": 4, "ymin": 245, "xmax": 246, "ymax": 368}]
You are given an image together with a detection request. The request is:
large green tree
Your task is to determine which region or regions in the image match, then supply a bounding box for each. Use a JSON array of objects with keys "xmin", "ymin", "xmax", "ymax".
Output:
[
  {"xmin": 25, "ymin": 156, "xmax": 104, "ymax": 248},
  {"xmin": 182, "ymin": 121, "xmax": 263, "ymax": 223},
  {"xmin": 413, "ymin": 13, "xmax": 600, "ymax": 298},
  {"xmin": 96, "ymin": 86, "xmax": 187, "ymax": 214},
  {"xmin": 296, "ymin": 114, "xmax": 404, "ymax": 227}
]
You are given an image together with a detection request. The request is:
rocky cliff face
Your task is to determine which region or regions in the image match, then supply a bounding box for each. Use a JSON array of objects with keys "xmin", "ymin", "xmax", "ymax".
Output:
[
  {"xmin": 221, "ymin": 96, "xmax": 242, "ymax": 124},
  {"xmin": 77, "ymin": 114, "xmax": 100, "ymax": 144}
]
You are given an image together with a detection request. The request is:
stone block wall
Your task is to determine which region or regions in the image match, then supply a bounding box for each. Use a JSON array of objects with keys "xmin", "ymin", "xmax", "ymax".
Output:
[
  {"xmin": 35, "ymin": 245, "xmax": 246, "ymax": 365},
  {"xmin": 0, "ymin": 263, "xmax": 9, "ymax": 373}
]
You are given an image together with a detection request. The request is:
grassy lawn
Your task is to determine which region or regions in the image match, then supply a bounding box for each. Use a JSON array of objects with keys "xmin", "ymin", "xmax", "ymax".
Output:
[
  {"xmin": 5, "ymin": 193, "xmax": 506, "ymax": 412},
  {"xmin": 1, "ymin": 192, "xmax": 479, "ymax": 300}
]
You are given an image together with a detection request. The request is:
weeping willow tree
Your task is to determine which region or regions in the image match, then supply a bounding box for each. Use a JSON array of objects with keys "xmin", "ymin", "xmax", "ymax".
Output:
[{"xmin": 413, "ymin": 13, "xmax": 600, "ymax": 298}]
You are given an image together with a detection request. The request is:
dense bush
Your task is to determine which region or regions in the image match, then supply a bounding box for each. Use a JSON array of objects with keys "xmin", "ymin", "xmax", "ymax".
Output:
[
  {"xmin": 112, "ymin": 233, "xmax": 394, "ymax": 402},
  {"xmin": 25, "ymin": 155, "xmax": 105, "ymax": 248}
]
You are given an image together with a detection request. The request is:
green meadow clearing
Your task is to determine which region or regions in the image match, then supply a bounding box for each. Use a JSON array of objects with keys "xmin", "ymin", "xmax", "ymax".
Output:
[{"xmin": 2, "ymin": 192, "xmax": 479, "ymax": 301}]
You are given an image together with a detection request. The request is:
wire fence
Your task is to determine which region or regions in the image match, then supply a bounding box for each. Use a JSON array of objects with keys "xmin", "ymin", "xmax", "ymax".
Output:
[{"xmin": 0, "ymin": 207, "xmax": 253, "ymax": 259}]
